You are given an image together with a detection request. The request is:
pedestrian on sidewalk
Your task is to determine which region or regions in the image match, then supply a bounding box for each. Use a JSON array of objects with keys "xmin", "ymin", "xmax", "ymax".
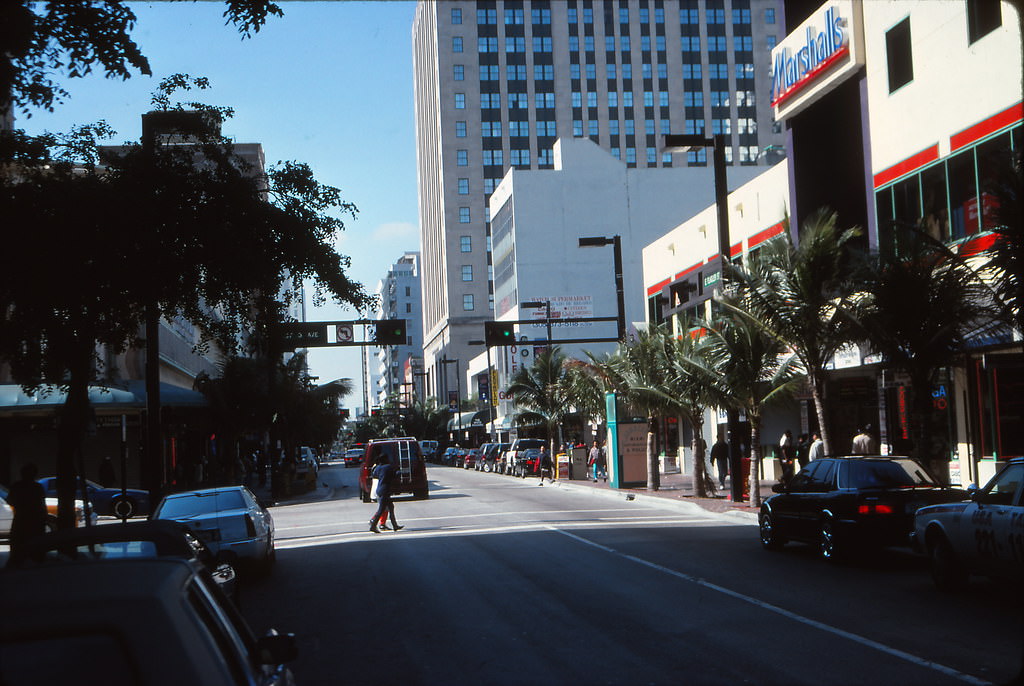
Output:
[
  {"xmin": 368, "ymin": 455, "xmax": 403, "ymax": 533},
  {"xmin": 809, "ymin": 432, "xmax": 824, "ymax": 461},
  {"xmin": 588, "ymin": 440, "xmax": 602, "ymax": 481},
  {"xmin": 796, "ymin": 433, "xmax": 810, "ymax": 470},
  {"xmin": 6, "ymin": 463, "xmax": 47, "ymax": 568},
  {"xmin": 710, "ymin": 434, "xmax": 729, "ymax": 489},
  {"xmin": 779, "ymin": 429, "xmax": 795, "ymax": 485},
  {"xmin": 537, "ymin": 445, "xmax": 553, "ymax": 485},
  {"xmin": 851, "ymin": 425, "xmax": 876, "ymax": 455}
]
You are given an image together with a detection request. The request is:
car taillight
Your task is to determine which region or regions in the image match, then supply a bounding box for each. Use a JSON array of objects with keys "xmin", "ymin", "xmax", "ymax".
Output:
[
  {"xmin": 858, "ymin": 503, "xmax": 895, "ymax": 514},
  {"xmin": 245, "ymin": 514, "xmax": 257, "ymax": 536}
]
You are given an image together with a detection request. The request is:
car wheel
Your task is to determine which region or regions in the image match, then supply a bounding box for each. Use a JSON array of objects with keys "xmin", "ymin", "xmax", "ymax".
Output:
[
  {"xmin": 759, "ymin": 512, "xmax": 785, "ymax": 551},
  {"xmin": 819, "ymin": 517, "xmax": 843, "ymax": 562},
  {"xmin": 929, "ymin": 534, "xmax": 967, "ymax": 592},
  {"xmin": 111, "ymin": 496, "xmax": 136, "ymax": 519}
]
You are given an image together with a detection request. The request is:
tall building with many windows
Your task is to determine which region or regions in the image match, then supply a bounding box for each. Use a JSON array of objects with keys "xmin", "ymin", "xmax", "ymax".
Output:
[{"xmin": 412, "ymin": 0, "xmax": 784, "ymax": 401}]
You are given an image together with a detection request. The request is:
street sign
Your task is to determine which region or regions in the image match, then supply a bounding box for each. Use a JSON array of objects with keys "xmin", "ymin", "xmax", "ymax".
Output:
[
  {"xmin": 277, "ymin": 322, "xmax": 328, "ymax": 349},
  {"xmin": 336, "ymin": 324, "xmax": 354, "ymax": 343}
]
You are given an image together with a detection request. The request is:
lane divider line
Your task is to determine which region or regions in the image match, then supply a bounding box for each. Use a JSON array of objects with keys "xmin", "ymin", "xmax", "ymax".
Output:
[{"xmin": 550, "ymin": 526, "xmax": 992, "ymax": 686}]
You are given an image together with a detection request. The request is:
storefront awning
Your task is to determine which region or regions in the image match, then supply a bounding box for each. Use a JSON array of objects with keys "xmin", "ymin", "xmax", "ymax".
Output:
[
  {"xmin": 446, "ymin": 410, "xmax": 493, "ymax": 431},
  {"xmin": 0, "ymin": 381, "xmax": 208, "ymax": 417}
]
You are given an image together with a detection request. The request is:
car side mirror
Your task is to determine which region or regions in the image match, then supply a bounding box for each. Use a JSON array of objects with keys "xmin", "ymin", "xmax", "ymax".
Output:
[
  {"xmin": 771, "ymin": 483, "xmax": 787, "ymax": 494},
  {"xmin": 257, "ymin": 631, "xmax": 298, "ymax": 665}
]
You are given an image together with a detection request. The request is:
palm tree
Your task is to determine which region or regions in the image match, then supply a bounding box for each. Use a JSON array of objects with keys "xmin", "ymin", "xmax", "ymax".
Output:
[
  {"xmin": 980, "ymin": 146, "xmax": 1023, "ymax": 334},
  {"xmin": 507, "ymin": 346, "xmax": 571, "ymax": 457},
  {"xmin": 700, "ymin": 302, "xmax": 800, "ymax": 507},
  {"xmin": 726, "ymin": 209, "xmax": 864, "ymax": 456},
  {"xmin": 849, "ymin": 232, "xmax": 1002, "ymax": 483}
]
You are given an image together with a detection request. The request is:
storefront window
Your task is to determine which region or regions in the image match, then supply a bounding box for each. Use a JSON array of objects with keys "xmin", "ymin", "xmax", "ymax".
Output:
[
  {"xmin": 920, "ymin": 162, "xmax": 950, "ymax": 243},
  {"xmin": 947, "ymin": 148, "xmax": 979, "ymax": 240},
  {"xmin": 976, "ymin": 132, "xmax": 1012, "ymax": 231},
  {"xmin": 892, "ymin": 175, "xmax": 921, "ymax": 255}
]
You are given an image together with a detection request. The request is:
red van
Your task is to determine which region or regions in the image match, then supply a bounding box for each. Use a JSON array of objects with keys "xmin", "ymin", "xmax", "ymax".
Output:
[{"xmin": 359, "ymin": 437, "xmax": 429, "ymax": 502}]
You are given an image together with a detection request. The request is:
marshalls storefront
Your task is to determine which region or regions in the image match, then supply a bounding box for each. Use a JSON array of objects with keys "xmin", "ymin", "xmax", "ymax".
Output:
[{"xmin": 772, "ymin": 0, "xmax": 1022, "ymax": 485}]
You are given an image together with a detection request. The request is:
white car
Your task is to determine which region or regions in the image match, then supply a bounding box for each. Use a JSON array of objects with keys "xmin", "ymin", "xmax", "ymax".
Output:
[
  {"xmin": 152, "ymin": 486, "xmax": 275, "ymax": 573},
  {"xmin": 1, "ymin": 483, "xmax": 95, "ymax": 538},
  {"xmin": 912, "ymin": 458, "xmax": 1024, "ymax": 590}
]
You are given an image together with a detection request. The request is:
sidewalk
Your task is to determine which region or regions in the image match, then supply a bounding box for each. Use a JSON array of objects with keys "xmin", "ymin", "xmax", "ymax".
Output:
[{"xmin": 550, "ymin": 469, "xmax": 774, "ymax": 522}]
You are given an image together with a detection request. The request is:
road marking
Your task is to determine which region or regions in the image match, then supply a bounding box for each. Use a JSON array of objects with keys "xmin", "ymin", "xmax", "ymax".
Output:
[{"xmin": 551, "ymin": 527, "xmax": 993, "ymax": 686}]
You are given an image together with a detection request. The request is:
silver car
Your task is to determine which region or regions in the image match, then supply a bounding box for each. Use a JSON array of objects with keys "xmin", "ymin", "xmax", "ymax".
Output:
[
  {"xmin": 912, "ymin": 458, "xmax": 1024, "ymax": 590},
  {"xmin": 153, "ymin": 486, "xmax": 275, "ymax": 574}
]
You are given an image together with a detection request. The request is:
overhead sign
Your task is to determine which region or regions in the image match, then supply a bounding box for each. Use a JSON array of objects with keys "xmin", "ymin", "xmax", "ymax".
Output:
[
  {"xmin": 770, "ymin": 0, "xmax": 864, "ymax": 121},
  {"xmin": 278, "ymin": 322, "xmax": 328, "ymax": 349}
]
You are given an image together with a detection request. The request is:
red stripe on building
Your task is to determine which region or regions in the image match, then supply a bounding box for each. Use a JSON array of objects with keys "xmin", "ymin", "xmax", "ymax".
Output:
[
  {"xmin": 950, "ymin": 101, "xmax": 1024, "ymax": 152},
  {"xmin": 873, "ymin": 145, "xmax": 939, "ymax": 189},
  {"xmin": 958, "ymin": 232, "xmax": 998, "ymax": 257},
  {"xmin": 674, "ymin": 263, "xmax": 702, "ymax": 280},
  {"xmin": 770, "ymin": 46, "xmax": 851, "ymax": 109},
  {"xmin": 747, "ymin": 221, "xmax": 786, "ymax": 249},
  {"xmin": 646, "ymin": 277, "xmax": 671, "ymax": 297}
]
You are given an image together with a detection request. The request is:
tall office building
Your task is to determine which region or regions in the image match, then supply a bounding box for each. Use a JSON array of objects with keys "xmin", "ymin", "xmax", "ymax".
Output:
[
  {"xmin": 371, "ymin": 252, "xmax": 424, "ymax": 408},
  {"xmin": 412, "ymin": 0, "xmax": 784, "ymax": 401}
]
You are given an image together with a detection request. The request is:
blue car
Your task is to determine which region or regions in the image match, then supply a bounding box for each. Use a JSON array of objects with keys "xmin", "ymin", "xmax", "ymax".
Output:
[{"xmin": 38, "ymin": 476, "xmax": 151, "ymax": 518}]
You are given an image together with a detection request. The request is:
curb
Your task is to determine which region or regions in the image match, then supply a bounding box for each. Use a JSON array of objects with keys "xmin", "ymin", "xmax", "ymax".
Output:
[{"xmin": 550, "ymin": 479, "xmax": 758, "ymax": 524}]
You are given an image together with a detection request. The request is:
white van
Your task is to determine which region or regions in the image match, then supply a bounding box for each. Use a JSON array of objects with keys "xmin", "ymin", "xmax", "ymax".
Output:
[{"xmin": 418, "ymin": 440, "xmax": 439, "ymax": 461}]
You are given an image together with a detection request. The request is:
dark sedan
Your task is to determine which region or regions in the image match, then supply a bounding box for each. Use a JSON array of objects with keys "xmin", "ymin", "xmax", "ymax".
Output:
[
  {"xmin": 758, "ymin": 455, "xmax": 966, "ymax": 561},
  {"xmin": 38, "ymin": 476, "xmax": 151, "ymax": 518}
]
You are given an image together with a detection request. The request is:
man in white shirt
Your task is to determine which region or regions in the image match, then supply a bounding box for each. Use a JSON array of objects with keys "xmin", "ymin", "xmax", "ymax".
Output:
[{"xmin": 808, "ymin": 432, "xmax": 824, "ymax": 461}]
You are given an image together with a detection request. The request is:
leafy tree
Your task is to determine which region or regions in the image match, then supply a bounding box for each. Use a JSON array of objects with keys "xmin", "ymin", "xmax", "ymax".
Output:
[
  {"xmin": 980, "ymin": 147, "xmax": 1023, "ymax": 334},
  {"xmin": 507, "ymin": 347, "xmax": 571, "ymax": 457},
  {"xmin": 700, "ymin": 302, "xmax": 800, "ymax": 507},
  {"xmin": 725, "ymin": 209, "xmax": 864, "ymax": 456},
  {"xmin": 0, "ymin": 0, "xmax": 282, "ymax": 116},
  {"xmin": 0, "ymin": 78, "xmax": 369, "ymax": 526},
  {"xmin": 848, "ymin": 232, "xmax": 1001, "ymax": 483}
]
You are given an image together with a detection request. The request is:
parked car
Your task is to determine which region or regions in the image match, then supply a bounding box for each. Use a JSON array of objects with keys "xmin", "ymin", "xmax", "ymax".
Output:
[
  {"xmin": 758, "ymin": 455, "xmax": 966, "ymax": 561},
  {"xmin": 505, "ymin": 439, "xmax": 547, "ymax": 476},
  {"xmin": 343, "ymin": 447, "xmax": 365, "ymax": 467},
  {"xmin": 475, "ymin": 443, "xmax": 499, "ymax": 472},
  {"xmin": 296, "ymin": 446, "xmax": 319, "ymax": 478},
  {"xmin": 912, "ymin": 457, "xmax": 1024, "ymax": 590},
  {"xmin": 1, "ymin": 557, "xmax": 297, "ymax": 685},
  {"xmin": 463, "ymin": 448, "xmax": 481, "ymax": 470},
  {"xmin": 152, "ymin": 485, "xmax": 276, "ymax": 574},
  {"xmin": 0, "ymin": 485, "xmax": 12, "ymax": 539},
  {"xmin": 419, "ymin": 440, "xmax": 439, "ymax": 462},
  {"xmin": 37, "ymin": 476, "xmax": 151, "ymax": 518},
  {"xmin": 359, "ymin": 437, "xmax": 429, "ymax": 501},
  {"xmin": 22, "ymin": 519, "xmax": 238, "ymax": 603},
  {"xmin": 441, "ymin": 446, "xmax": 462, "ymax": 467}
]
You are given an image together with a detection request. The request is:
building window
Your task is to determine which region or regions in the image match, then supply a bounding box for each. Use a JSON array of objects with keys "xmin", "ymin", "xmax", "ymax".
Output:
[
  {"xmin": 478, "ymin": 36, "xmax": 498, "ymax": 52},
  {"xmin": 622, "ymin": 63, "xmax": 632, "ymax": 79},
  {"xmin": 764, "ymin": 35, "xmax": 775, "ymax": 51},
  {"xmin": 647, "ymin": 147, "xmax": 657, "ymax": 165},
  {"xmin": 506, "ymin": 36, "xmax": 526, "ymax": 52},
  {"xmin": 459, "ymin": 207, "xmax": 471, "ymax": 223},
  {"xmin": 452, "ymin": 36, "xmax": 463, "ymax": 52},
  {"xmin": 537, "ymin": 120, "xmax": 557, "ymax": 136},
  {"xmin": 568, "ymin": 7, "xmax": 577, "ymax": 23},
  {"xmin": 454, "ymin": 64, "xmax": 464, "ymax": 81},
  {"xmin": 452, "ymin": 7, "xmax": 461, "ymax": 24},
  {"xmin": 624, "ymin": 119, "xmax": 635, "ymax": 135},
  {"xmin": 482, "ymin": 120, "xmax": 502, "ymax": 137},
  {"xmin": 454, "ymin": 93, "xmax": 465, "ymax": 109},
  {"xmin": 406, "ymin": 303, "xmax": 412, "ymax": 314},
  {"xmin": 583, "ymin": 7, "xmax": 593, "ymax": 23},
  {"xmin": 510, "ymin": 149, "xmax": 530, "ymax": 166},
  {"xmin": 765, "ymin": 7, "xmax": 775, "ymax": 24},
  {"xmin": 481, "ymin": 93, "xmax": 501, "ymax": 108},
  {"xmin": 477, "ymin": 8, "xmax": 497, "ymax": 24},
  {"xmin": 457, "ymin": 149, "xmax": 468, "ymax": 166},
  {"xmin": 532, "ymin": 7, "xmax": 551, "ymax": 24},
  {"xmin": 509, "ymin": 120, "xmax": 529, "ymax": 137},
  {"xmin": 505, "ymin": 7, "xmax": 524, "ymax": 24},
  {"xmin": 589, "ymin": 120, "xmax": 599, "ymax": 136},
  {"xmin": 534, "ymin": 64, "xmax": 554, "ymax": 80},
  {"xmin": 621, "ymin": 35, "xmax": 630, "ymax": 51},
  {"xmin": 536, "ymin": 92, "xmax": 555, "ymax": 108},
  {"xmin": 608, "ymin": 91, "xmax": 618, "ymax": 107},
  {"xmin": 507, "ymin": 63, "xmax": 527, "ymax": 80},
  {"xmin": 587, "ymin": 92, "xmax": 598, "ymax": 107},
  {"xmin": 463, "ymin": 294, "xmax": 475, "ymax": 311},
  {"xmin": 626, "ymin": 147, "xmax": 636, "ymax": 165},
  {"xmin": 456, "ymin": 120, "xmax": 466, "ymax": 137},
  {"xmin": 967, "ymin": 0, "xmax": 1001, "ymax": 43},
  {"xmin": 623, "ymin": 91, "xmax": 633, "ymax": 107},
  {"xmin": 533, "ymin": 36, "xmax": 553, "ymax": 53},
  {"xmin": 480, "ymin": 64, "xmax": 500, "ymax": 80},
  {"xmin": 462, "ymin": 265, "xmax": 473, "ymax": 281},
  {"xmin": 461, "ymin": 235, "xmax": 472, "ymax": 252},
  {"xmin": 573, "ymin": 119, "xmax": 584, "ymax": 136},
  {"xmin": 482, "ymin": 149, "xmax": 503, "ymax": 165},
  {"xmin": 886, "ymin": 18, "xmax": 914, "ymax": 92},
  {"xmin": 458, "ymin": 178, "xmax": 469, "ymax": 194}
]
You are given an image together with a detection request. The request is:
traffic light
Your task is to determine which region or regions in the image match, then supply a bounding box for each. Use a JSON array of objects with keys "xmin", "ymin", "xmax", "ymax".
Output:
[
  {"xmin": 374, "ymin": 319, "xmax": 407, "ymax": 345},
  {"xmin": 484, "ymin": 320, "xmax": 516, "ymax": 346}
]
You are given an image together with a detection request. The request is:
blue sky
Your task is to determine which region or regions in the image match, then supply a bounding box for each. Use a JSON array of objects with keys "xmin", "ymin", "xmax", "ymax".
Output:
[{"xmin": 19, "ymin": 1, "xmax": 421, "ymax": 410}]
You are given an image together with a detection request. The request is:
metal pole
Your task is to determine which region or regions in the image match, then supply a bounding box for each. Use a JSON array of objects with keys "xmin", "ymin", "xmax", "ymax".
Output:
[
  {"xmin": 612, "ymin": 236, "xmax": 626, "ymax": 342},
  {"xmin": 140, "ymin": 114, "xmax": 163, "ymax": 500},
  {"xmin": 455, "ymin": 360, "xmax": 462, "ymax": 442},
  {"xmin": 485, "ymin": 344, "xmax": 494, "ymax": 442},
  {"xmin": 545, "ymin": 301, "xmax": 552, "ymax": 346}
]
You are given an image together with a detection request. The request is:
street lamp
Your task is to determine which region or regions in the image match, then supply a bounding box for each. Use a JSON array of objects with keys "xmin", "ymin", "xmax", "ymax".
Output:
[
  {"xmin": 662, "ymin": 133, "xmax": 743, "ymax": 503},
  {"xmin": 578, "ymin": 236, "xmax": 626, "ymax": 341},
  {"xmin": 520, "ymin": 300, "xmax": 552, "ymax": 345},
  {"xmin": 468, "ymin": 339, "xmax": 496, "ymax": 442},
  {"xmin": 440, "ymin": 357, "xmax": 461, "ymax": 439}
]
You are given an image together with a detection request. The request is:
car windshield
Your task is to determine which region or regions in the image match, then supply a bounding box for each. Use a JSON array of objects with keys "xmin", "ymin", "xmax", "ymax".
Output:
[
  {"xmin": 157, "ymin": 490, "xmax": 246, "ymax": 519},
  {"xmin": 518, "ymin": 440, "xmax": 545, "ymax": 450},
  {"xmin": 847, "ymin": 459, "xmax": 937, "ymax": 489}
]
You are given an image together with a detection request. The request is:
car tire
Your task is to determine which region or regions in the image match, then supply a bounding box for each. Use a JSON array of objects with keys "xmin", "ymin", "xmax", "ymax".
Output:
[
  {"xmin": 759, "ymin": 512, "xmax": 785, "ymax": 551},
  {"xmin": 819, "ymin": 517, "xmax": 844, "ymax": 563},
  {"xmin": 111, "ymin": 496, "xmax": 136, "ymax": 519},
  {"xmin": 928, "ymin": 534, "xmax": 967, "ymax": 592}
]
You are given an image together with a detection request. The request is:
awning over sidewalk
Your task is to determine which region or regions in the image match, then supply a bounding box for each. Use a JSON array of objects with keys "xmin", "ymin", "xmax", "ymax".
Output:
[
  {"xmin": 0, "ymin": 381, "xmax": 207, "ymax": 417},
  {"xmin": 446, "ymin": 410, "xmax": 492, "ymax": 431}
]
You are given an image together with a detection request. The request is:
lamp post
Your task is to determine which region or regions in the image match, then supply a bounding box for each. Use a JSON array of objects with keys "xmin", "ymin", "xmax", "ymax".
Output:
[
  {"xmin": 440, "ymin": 357, "xmax": 461, "ymax": 441},
  {"xmin": 520, "ymin": 300, "xmax": 552, "ymax": 345},
  {"xmin": 469, "ymin": 339, "xmax": 495, "ymax": 442},
  {"xmin": 577, "ymin": 235, "xmax": 626, "ymax": 341},
  {"xmin": 662, "ymin": 133, "xmax": 743, "ymax": 503}
]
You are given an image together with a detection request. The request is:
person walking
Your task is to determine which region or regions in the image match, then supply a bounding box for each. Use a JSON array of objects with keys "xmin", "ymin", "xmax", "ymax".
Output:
[
  {"xmin": 595, "ymin": 442, "xmax": 607, "ymax": 482},
  {"xmin": 6, "ymin": 463, "xmax": 48, "ymax": 568},
  {"xmin": 588, "ymin": 441, "xmax": 602, "ymax": 482},
  {"xmin": 710, "ymin": 434, "xmax": 730, "ymax": 489},
  {"xmin": 779, "ymin": 429, "xmax": 796, "ymax": 484},
  {"xmin": 537, "ymin": 445, "xmax": 553, "ymax": 485},
  {"xmin": 808, "ymin": 432, "xmax": 824, "ymax": 462},
  {"xmin": 795, "ymin": 433, "xmax": 810, "ymax": 470},
  {"xmin": 852, "ymin": 425, "xmax": 876, "ymax": 454},
  {"xmin": 368, "ymin": 455, "xmax": 403, "ymax": 533}
]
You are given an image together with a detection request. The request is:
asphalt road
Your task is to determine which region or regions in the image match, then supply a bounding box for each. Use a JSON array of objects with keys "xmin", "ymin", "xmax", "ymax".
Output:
[{"xmin": 238, "ymin": 461, "xmax": 1023, "ymax": 686}]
